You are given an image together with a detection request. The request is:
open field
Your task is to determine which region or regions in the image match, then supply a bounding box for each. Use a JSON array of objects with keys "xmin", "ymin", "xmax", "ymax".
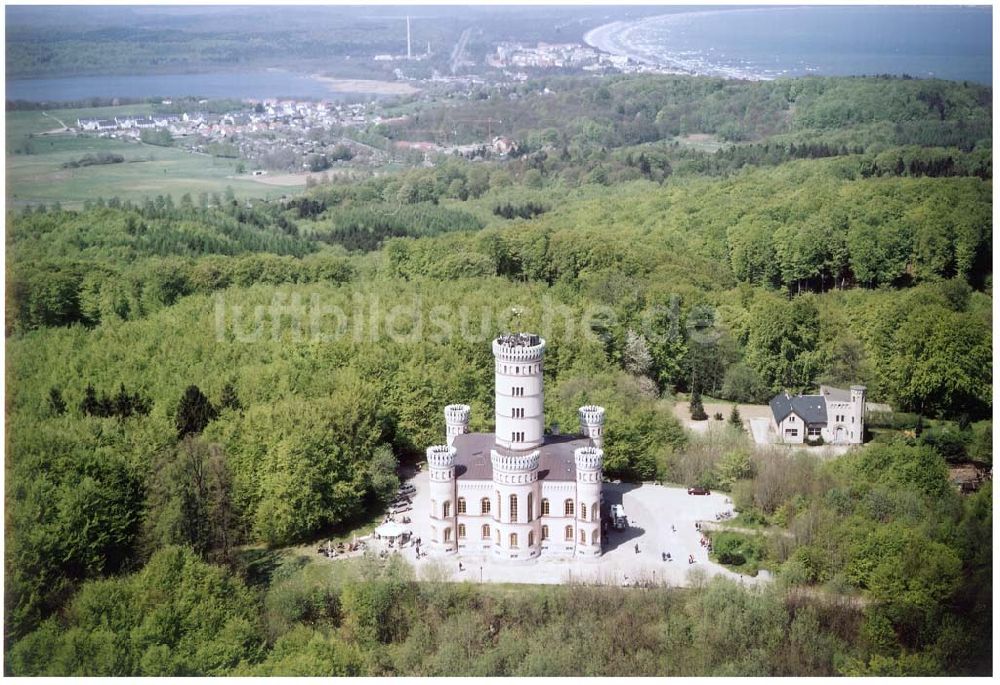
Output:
[{"xmin": 6, "ymin": 107, "xmax": 294, "ymax": 207}]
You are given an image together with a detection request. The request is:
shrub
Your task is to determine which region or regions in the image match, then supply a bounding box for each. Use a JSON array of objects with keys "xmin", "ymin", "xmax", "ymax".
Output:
[{"xmin": 690, "ymin": 389, "xmax": 708, "ymax": 421}]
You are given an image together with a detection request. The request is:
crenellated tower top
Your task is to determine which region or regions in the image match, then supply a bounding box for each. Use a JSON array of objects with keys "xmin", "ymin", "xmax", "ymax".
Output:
[
  {"xmin": 444, "ymin": 404, "xmax": 471, "ymax": 446},
  {"xmin": 579, "ymin": 404, "xmax": 606, "ymax": 448},
  {"xmin": 490, "ymin": 447, "xmax": 540, "ymax": 485},
  {"xmin": 427, "ymin": 444, "xmax": 456, "ymax": 469},
  {"xmin": 492, "ymin": 332, "xmax": 546, "ymax": 363}
]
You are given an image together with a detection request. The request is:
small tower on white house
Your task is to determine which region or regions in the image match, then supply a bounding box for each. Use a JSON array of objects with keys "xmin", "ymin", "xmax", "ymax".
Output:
[
  {"xmin": 579, "ymin": 405, "xmax": 606, "ymax": 448},
  {"xmin": 850, "ymin": 385, "xmax": 867, "ymax": 444},
  {"xmin": 444, "ymin": 404, "xmax": 470, "ymax": 446},
  {"xmin": 492, "ymin": 334, "xmax": 546, "ymax": 452},
  {"xmin": 574, "ymin": 446, "xmax": 603, "ymax": 558},
  {"xmin": 427, "ymin": 444, "xmax": 457, "ymax": 553}
]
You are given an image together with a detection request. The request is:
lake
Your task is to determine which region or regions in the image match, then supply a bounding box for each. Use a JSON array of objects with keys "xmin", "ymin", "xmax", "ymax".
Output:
[
  {"xmin": 5, "ymin": 69, "xmax": 385, "ymax": 102},
  {"xmin": 585, "ymin": 6, "xmax": 992, "ymax": 84}
]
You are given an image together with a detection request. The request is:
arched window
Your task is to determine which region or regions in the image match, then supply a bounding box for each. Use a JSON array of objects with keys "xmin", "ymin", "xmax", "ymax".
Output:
[
  {"xmin": 509, "ymin": 533, "xmax": 518, "ymax": 548},
  {"xmin": 482, "ymin": 524, "xmax": 491, "ymax": 539},
  {"xmin": 592, "ymin": 529, "xmax": 599, "ymax": 545},
  {"xmin": 527, "ymin": 493, "xmax": 534, "ymax": 522},
  {"xmin": 564, "ymin": 499, "xmax": 574, "ymax": 516},
  {"xmin": 528, "ymin": 530, "xmax": 535, "ymax": 547},
  {"xmin": 580, "ymin": 503, "xmax": 587, "ymax": 520},
  {"xmin": 541, "ymin": 499, "xmax": 550, "ymax": 516},
  {"xmin": 564, "ymin": 525, "xmax": 573, "ymax": 541},
  {"xmin": 580, "ymin": 529, "xmax": 586, "ymax": 544},
  {"xmin": 457, "ymin": 498, "xmax": 466, "ymax": 514},
  {"xmin": 592, "ymin": 503, "xmax": 599, "ymax": 522},
  {"xmin": 481, "ymin": 497, "xmax": 491, "ymax": 515},
  {"xmin": 443, "ymin": 501, "xmax": 451, "ymax": 518},
  {"xmin": 444, "ymin": 527, "xmax": 452, "ymax": 542},
  {"xmin": 541, "ymin": 525, "xmax": 549, "ymax": 540},
  {"xmin": 458, "ymin": 524, "xmax": 466, "ymax": 539},
  {"xmin": 509, "ymin": 494, "xmax": 518, "ymax": 522}
]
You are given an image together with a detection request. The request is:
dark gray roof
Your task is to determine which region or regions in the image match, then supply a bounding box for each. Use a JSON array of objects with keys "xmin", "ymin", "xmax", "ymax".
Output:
[
  {"xmin": 451, "ymin": 432, "xmax": 591, "ymax": 482},
  {"xmin": 769, "ymin": 392, "xmax": 828, "ymax": 425}
]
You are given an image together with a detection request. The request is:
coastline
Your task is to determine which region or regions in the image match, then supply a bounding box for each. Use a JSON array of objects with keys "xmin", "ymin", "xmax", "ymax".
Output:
[
  {"xmin": 310, "ymin": 76, "xmax": 421, "ymax": 96},
  {"xmin": 583, "ymin": 10, "xmax": 780, "ymax": 81}
]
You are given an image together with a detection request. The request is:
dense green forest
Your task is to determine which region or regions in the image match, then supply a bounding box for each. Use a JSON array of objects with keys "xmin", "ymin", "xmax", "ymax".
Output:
[{"xmin": 5, "ymin": 74, "xmax": 992, "ymax": 675}]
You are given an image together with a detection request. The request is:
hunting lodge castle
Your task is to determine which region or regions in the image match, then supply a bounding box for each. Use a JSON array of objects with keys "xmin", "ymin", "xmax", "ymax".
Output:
[{"xmin": 427, "ymin": 333, "xmax": 605, "ymax": 560}]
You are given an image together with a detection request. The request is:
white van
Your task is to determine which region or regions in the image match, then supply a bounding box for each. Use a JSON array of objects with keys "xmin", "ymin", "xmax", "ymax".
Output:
[{"xmin": 611, "ymin": 504, "xmax": 627, "ymax": 529}]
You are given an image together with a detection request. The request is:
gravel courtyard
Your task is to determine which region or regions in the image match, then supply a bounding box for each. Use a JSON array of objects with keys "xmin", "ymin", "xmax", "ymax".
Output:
[{"xmin": 395, "ymin": 470, "xmax": 766, "ymax": 587}]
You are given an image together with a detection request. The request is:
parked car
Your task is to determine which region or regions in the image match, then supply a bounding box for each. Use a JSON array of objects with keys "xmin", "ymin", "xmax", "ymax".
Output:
[{"xmin": 687, "ymin": 486, "xmax": 710, "ymax": 495}]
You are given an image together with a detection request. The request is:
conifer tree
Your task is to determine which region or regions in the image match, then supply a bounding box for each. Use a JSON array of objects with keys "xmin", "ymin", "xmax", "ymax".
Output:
[
  {"xmin": 690, "ymin": 388, "xmax": 708, "ymax": 421},
  {"xmin": 48, "ymin": 387, "xmax": 67, "ymax": 416},
  {"xmin": 729, "ymin": 404, "xmax": 743, "ymax": 430},
  {"xmin": 220, "ymin": 382, "xmax": 241, "ymax": 412},
  {"xmin": 175, "ymin": 385, "xmax": 218, "ymax": 438},
  {"xmin": 80, "ymin": 384, "xmax": 99, "ymax": 416}
]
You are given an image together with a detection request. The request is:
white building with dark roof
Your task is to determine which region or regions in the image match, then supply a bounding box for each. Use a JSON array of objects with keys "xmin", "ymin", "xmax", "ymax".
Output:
[
  {"xmin": 769, "ymin": 385, "xmax": 866, "ymax": 445},
  {"xmin": 427, "ymin": 333, "xmax": 605, "ymax": 561}
]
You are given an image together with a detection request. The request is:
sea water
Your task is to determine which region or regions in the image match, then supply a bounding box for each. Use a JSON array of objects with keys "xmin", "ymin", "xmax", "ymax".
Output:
[
  {"xmin": 5, "ymin": 69, "xmax": 374, "ymax": 102},
  {"xmin": 585, "ymin": 5, "xmax": 992, "ymax": 84}
]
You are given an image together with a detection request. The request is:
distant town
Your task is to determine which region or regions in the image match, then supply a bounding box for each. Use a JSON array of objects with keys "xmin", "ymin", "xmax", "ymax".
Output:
[{"xmin": 61, "ymin": 38, "xmax": 677, "ymax": 175}]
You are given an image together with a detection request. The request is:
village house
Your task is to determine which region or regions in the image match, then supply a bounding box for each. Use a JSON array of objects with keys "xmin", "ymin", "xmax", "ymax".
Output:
[{"xmin": 769, "ymin": 385, "xmax": 866, "ymax": 445}]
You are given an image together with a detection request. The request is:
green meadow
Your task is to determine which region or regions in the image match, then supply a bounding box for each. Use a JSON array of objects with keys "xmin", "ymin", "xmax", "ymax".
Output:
[{"xmin": 6, "ymin": 106, "xmax": 295, "ymax": 208}]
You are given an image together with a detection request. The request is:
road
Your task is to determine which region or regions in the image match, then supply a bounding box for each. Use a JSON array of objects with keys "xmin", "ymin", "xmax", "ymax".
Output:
[
  {"xmin": 39, "ymin": 111, "xmax": 70, "ymax": 134},
  {"xmin": 450, "ymin": 27, "xmax": 471, "ymax": 75}
]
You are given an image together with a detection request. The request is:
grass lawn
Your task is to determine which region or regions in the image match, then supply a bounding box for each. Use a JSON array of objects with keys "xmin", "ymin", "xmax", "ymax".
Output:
[{"xmin": 6, "ymin": 106, "xmax": 300, "ymax": 207}]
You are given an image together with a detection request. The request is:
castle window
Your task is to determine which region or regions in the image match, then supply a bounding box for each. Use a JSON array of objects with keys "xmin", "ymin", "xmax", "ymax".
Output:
[
  {"xmin": 443, "ymin": 501, "xmax": 451, "ymax": 518},
  {"xmin": 580, "ymin": 503, "xmax": 587, "ymax": 520},
  {"xmin": 444, "ymin": 527, "xmax": 452, "ymax": 543},
  {"xmin": 852, "ymin": 416, "xmax": 855, "ymax": 423},
  {"xmin": 481, "ymin": 497, "xmax": 491, "ymax": 515},
  {"xmin": 482, "ymin": 524, "xmax": 491, "ymax": 539},
  {"xmin": 457, "ymin": 498, "xmax": 466, "ymax": 514},
  {"xmin": 509, "ymin": 533, "xmax": 518, "ymax": 548},
  {"xmin": 527, "ymin": 493, "xmax": 534, "ymax": 522},
  {"xmin": 592, "ymin": 529, "xmax": 599, "ymax": 545},
  {"xmin": 458, "ymin": 524, "xmax": 466, "ymax": 539},
  {"xmin": 515, "ymin": 366, "xmax": 520, "ymax": 374},
  {"xmin": 564, "ymin": 525, "xmax": 573, "ymax": 541},
  {"xmin": 509, "ymin": 494, "xmax": 518, "ymax": 522},
  {"xmin": 592, "ymin": 503, "xmax": 599, "ymax": 522},
  {"xmin": 564, "ymin": 499, "xmax": 574, "ymax": 516},
  {"xmin": 541, "ymin": 525, "xmax": 549, "ymax": 540},
  {"xmin": 580, "ymin": 529, "xmax": 586, "ymax": 544},
  {"xmin": 528, "ymin": 530, "xmax": 535, "ymax": 547},
  {"xmin": 541, "ymin": 499, "xmax": 550, "ymax": 516}
]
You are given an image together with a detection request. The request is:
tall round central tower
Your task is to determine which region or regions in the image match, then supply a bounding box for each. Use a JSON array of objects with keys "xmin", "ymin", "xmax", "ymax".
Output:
[{"xmin": 492, "ymin": 333, "xmax": 546, "ymax": 451}]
